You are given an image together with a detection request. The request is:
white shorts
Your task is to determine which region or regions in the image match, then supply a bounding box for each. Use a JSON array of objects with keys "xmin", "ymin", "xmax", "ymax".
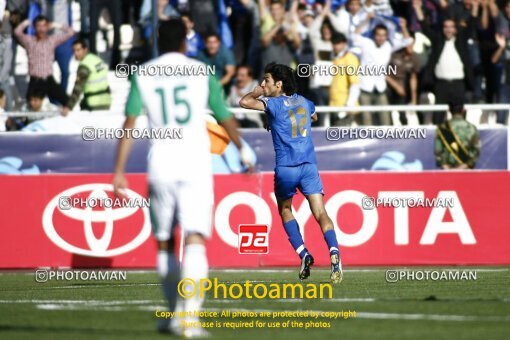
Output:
[{"xmin": 148, "ymin": 177, "xmax": 213, "ymax": 241}]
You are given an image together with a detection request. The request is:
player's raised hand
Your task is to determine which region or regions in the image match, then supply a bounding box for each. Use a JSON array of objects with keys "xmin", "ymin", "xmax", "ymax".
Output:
[
  {"xmin": 253, "ymin": 85, "xmax": 264, "ymax": 98},
  {"xmin": 240, "ymin": 86, "xmax": 265, "ymax": 111},
  {"xmin": 112, "ymin": 173, "xmax": 129, "ymax": 199}
]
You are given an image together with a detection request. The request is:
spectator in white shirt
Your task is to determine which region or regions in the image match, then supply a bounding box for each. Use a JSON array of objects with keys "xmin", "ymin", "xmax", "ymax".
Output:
[
  {"xmin": 329, "ymin": 0, "xmax": 371, "ymax": 38},
  {"xmin": 227, "ymin": 65, "xmax": 261, "ymax": 127},
  {"xmin": 413, "ymin": 0, "xmax": 477, "ymax": 124},
  {"xmin": 353, "ymin": 13, "xmax": 413, "ymax": 125},
  {"xmin": 364, "ymin": 0, "xmax": 393, "ymax": 16}
]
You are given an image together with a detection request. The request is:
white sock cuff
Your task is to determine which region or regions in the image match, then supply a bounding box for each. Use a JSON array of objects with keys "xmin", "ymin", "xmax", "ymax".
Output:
[
  {"xmin": 296, "ymin": 244, "xmax": 305, "ymax": 254},
  {"xmin": 157, "ymin": 251, "xmax": 169, "ymax": 278}
]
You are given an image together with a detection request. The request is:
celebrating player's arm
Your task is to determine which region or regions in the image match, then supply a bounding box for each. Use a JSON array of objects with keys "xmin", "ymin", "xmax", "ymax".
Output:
[
  {"xmin": 239, "ymin": 85, "xmax": 271, "ymax": 129},
  {"xmin": 239, "ymin": 81, "xmax": 318, "ymax": 126},
  {"xmin": 239, "ymin": 85, "xmax": 265, "ymax": 111}
]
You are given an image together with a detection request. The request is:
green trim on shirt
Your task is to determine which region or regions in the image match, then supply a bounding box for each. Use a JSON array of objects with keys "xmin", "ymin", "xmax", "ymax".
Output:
[
  {"xmin": 208, "ymin": 75, "xmax": 231, "ymax": 122},
  {"xmin": 125, "ymin": 74, "xmax": 143, "ymax": 117}
]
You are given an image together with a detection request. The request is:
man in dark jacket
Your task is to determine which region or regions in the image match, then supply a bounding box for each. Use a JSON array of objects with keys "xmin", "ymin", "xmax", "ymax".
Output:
[{"xmin": 413, "ymin": 0, "xmax": 478, "ymax": 124}]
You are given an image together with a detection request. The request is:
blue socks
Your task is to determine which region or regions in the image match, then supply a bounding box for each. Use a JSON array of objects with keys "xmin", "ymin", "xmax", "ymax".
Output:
[
  {"xmin": 324, "ymin": 230, "xmax": 340, "ymax": 256},
  {"xmin": 283, "ymin": 220, "xmax": 340, "ymax": 259},
  {"xmin": 283, "ymin": 219, "xmax": 308, "ymax": 259}
]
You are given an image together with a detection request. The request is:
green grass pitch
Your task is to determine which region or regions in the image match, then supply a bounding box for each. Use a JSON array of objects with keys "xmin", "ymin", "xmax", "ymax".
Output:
[{"xmin": 1, "ymin": 267, "xmax": 509, "ymax": 339}]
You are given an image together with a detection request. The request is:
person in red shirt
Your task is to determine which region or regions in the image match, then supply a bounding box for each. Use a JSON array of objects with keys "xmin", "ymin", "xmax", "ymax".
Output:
[{"xmin": 14, "ymin": 15, "xmax": 74, "ymax": 107}]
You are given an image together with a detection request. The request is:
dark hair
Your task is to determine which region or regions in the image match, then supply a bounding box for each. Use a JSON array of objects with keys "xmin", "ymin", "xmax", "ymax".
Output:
[
  {"xmin": 264, "ymin": 62, "xmax": 297, "ymax": 95},
  {"xmin": 443, "ymin": 15, "xmax": 455, "ymax": 23},
  {"xmin": 204, "ymin": 33, "xmax": 221, "ymax": 42},
  {"xmin": 270, "ymin": 0, "xmax": 284, "ymax": 6},
  {"xmin": 237, "ymin": 65, "xmax": 253, "ymax": 78},
  {"xmin": 158, "ymin": 19, "xmax": 187, "ymax": 53},
  {"xmin": 27, "ymin": 89, "xmax": 45, "ymax": 100},
  {"xmin": 320, "ymin": 19, "xmax": 334, "ymax": 41},
  {"xmin": 180, "ymin": 11, "xmax": 193, "ymax": 21},
  {"xmin": 331, "ymin": 32, "xmax": 347, "ymax": 44},
  {"xmin": 373, "ymin": 24, "xmax": 388, "ymax": 34},
  {"xmin": 72, "ymin": 38, "xmax": 88, "ymax": 49},
  {"xmin": 0, "ymin": 89, "xmax": 4, "ymax": 99},
  {"xmin": 448, "ymin": 99, "xmax": 465, "ymax": 115},
  {"xmin": 33, "ymin": 15, "xmax": 48, "ymax": 25}
]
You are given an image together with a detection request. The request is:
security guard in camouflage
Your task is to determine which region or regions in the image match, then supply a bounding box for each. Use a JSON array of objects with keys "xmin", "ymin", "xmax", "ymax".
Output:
[
  {"xmin": 62, "ymin": 39, "xmax": 111, "ymax": 115},
  {"xmin": 435, "ymin": 101, "xmax": 481, "ymax": 169}
]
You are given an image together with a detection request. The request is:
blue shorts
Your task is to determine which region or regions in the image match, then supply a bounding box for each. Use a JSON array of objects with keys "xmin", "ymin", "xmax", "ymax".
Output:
[{"xmin": 274, "ymin": 163, "xmax": 324, "ymax": 200}]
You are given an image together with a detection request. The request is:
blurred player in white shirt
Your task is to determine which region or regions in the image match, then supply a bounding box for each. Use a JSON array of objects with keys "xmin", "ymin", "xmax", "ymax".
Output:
[{"xmin": 113, "ymin": 19, "xmax": 252, "ymax": 338}]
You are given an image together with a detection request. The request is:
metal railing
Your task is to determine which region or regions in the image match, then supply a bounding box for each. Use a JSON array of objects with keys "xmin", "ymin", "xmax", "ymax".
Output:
[{"xmin": 1, "ymin": 104, "xmax": 509, "ymax": 127}]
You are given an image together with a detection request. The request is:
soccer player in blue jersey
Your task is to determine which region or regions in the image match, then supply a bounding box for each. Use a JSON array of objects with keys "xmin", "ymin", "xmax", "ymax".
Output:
[{"xmin": 240, "ymin": 62, "xmax": 343, "ymax": 283}]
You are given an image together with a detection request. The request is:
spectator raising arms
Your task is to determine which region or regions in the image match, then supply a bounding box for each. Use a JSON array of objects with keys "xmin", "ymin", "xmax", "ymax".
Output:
[
  {"xmin": 14, "ymin": 15, "xmax": 74, "ymax": 107},
  {"xmin": 413, "ymin": 0, "xmax": 477, "ymax": 124},
  {"xmin": 353, "ymin": 12, "xmax": 413, "ymax": 125},
  {"xmin": 259, "ymin": 0, "xmax": 301, "ymax": 71},
  {"xmin": 386, "ymin": 19, "xmax": 420, "ymax": 125},
  {"xmin": 333, "ymin": 0, "xmax": 371, "ymax": 37},
  {"xmin": 492, "ymin": 31, "xmax": 510, "ymax": 124}
]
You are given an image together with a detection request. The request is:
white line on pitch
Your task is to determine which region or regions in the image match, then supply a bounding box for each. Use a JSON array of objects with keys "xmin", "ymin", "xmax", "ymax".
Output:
[
  {"xmin": 37, "ymin": 283, "xmax": 161, "ymax": 289},
  {"xmin": 2, "ymin": 268, "xmax": 508, "ymax": 276},
  {"xmin": 214, "ymin": 268, "xmax": 509, "ymax": 273},
  {"xmin": 206, "ymin": 298, "xmax": 376, "ymax": 303},
  {"xmin": 0, "ymin": 299, "xmax": 165, "ymax": 305},
  {"xmin": 5, "ymin": 297, "xmax": 510, "ymax": 305}
]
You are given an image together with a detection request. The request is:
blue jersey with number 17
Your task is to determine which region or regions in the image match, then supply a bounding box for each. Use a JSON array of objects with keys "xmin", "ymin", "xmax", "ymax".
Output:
[{"xmin": 260, "ymin": 93, "xmax": 317, "ymax": 167}]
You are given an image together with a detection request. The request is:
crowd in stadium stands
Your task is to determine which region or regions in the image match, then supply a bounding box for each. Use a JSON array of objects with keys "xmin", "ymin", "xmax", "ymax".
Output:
[{"xmin": 0, "ymin": 0, "xmax": 509, "ymax": 130}]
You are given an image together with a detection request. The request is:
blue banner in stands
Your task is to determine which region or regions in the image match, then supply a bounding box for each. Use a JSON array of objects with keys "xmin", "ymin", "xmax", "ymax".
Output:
[{"xmin": 0, "ymin": 127, "xmax": 506, "ymax": 174}]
